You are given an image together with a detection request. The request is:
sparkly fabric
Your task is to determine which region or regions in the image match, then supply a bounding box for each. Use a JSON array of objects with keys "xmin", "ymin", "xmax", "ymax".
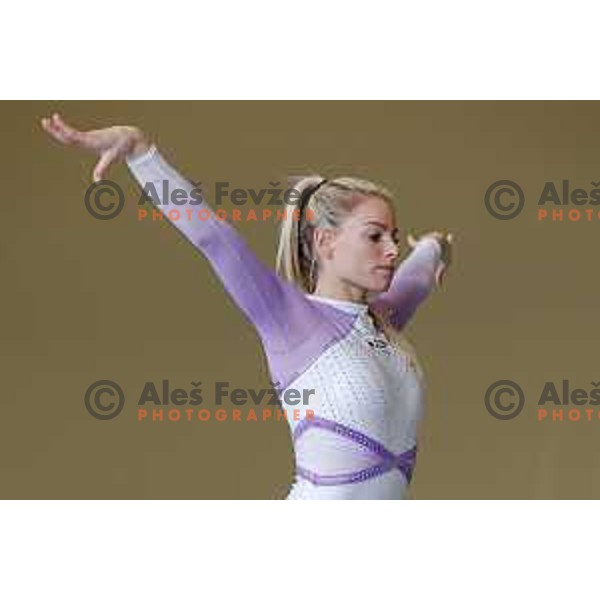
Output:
[
  {"xmin": 294, "ymin": 416, "xmax": 417, "ymax": 485},
  {"xmin": 127, "ymin": 146, "xmax": 442, "ymax": 500}
]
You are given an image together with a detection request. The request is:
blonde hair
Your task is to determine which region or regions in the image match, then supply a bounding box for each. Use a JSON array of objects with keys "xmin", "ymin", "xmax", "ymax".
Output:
[
  {"xmin": 276, "ymin": 175, "xmax": 424, "ymax": 381},
  {"xmin": 276, "ymin": 175, "xmax": 394, "ymax": 293}
]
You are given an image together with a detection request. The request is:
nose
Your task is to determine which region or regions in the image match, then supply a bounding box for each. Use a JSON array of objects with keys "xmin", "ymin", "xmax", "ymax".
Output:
[{"xmin": 384, "ymin": 238, "xmax": 399, "ymax": 261}]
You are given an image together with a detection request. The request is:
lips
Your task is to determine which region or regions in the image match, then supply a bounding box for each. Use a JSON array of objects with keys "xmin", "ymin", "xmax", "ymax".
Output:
[{"xmin": 375, "ymin": 267, "xmax": 394, "ymax": 279}]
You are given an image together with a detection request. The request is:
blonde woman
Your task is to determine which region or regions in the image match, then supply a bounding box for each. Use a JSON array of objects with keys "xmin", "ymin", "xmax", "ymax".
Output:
[{"xmin": 42, "ymin": 113, "xmax": 453, "ymax": 500}]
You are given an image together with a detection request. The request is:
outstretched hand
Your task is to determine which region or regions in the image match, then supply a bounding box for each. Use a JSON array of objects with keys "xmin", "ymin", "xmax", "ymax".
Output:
[
  {"xmin": 407, "ymin": 230, "xmax": 454, "ymax": 288},
  {"xmin": 40, "ymin": 113, "xmax": 150, "ymax": 182}
]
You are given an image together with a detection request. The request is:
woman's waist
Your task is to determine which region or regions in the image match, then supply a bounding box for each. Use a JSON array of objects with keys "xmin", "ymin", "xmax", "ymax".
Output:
[
  {"xmin": 286, "ymin": 468, "xmax": 410, "ymax": 500},
  {"xmin": 291, "ymin": 413, "xmax": 419, "ymax": 489}
]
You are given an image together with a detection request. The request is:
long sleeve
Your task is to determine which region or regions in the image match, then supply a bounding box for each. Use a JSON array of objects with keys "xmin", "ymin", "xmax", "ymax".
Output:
[
  {"xmin": 370, "ymin": 237, "xmax": 442, "ymax": 330},
  {"xmin": 126, "ymin": 145, "xmax": 314, "ymax": 350}
]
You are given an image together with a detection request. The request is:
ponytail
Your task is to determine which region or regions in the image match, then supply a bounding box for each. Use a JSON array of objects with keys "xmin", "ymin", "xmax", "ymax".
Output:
[
  {"xmin": 275, "ymin": 174, "xmax": 423, "ymax": 379},
  {"xmin": 276, "ymin": 175, "xmax": 393, "ymax": 293}
]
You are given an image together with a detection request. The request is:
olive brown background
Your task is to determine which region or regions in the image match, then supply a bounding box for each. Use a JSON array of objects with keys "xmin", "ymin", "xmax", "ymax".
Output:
[{"xmin": 2, "ymin": 101, "xmax": 598, "ymax": 499}]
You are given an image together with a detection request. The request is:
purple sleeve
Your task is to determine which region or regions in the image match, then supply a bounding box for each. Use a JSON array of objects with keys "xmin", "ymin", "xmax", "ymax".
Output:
[
  {"xmin": 369, "ymin": 237, "xmax": 441, "ymax": 330},
  {"xmin": 126, "ymin": 145, "xmax": 314, "ymax": 346},
  {"xmin": 125, "ymin": 146, "xmax": 356, "ymax": 389}
]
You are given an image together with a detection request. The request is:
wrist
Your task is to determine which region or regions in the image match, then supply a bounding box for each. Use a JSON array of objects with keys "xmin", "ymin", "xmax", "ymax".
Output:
[
  {"xmin": 127, "ymin": 128, "xmax": 151, "ymax": 160},
  {"xmin": 420, "ymin": 234, "xmax": 450, "ymax": 263}
]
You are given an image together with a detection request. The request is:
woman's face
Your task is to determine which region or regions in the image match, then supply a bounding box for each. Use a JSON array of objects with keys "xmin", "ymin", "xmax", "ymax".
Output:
[{"xmin": 315, "ymin": 195, "xmax": 400, "ymax": 294}]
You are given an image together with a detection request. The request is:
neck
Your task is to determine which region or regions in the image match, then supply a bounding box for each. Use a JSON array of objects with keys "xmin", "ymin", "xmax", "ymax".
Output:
[{"xmin": 312, "ymin": 278, "xmax": 368, "ymax": 305}]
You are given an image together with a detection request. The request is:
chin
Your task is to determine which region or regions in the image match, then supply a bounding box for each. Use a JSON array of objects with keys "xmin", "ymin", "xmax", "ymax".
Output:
[
  {"xmin": 373, "ymin": 272, "xmax": 394, "ymax": 292},
  {"xmin": 375, "ymin": 283, "xmax": 392, "ymax": 294},
  {"xmin": 366, "ymin": 279, "xmax": 392, "ymax": 294}
]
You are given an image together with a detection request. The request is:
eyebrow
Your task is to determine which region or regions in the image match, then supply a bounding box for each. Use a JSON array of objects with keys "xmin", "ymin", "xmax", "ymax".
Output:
[{"xmin": 364, "ymin": 220, "xmax": 399, "ymax": 235}]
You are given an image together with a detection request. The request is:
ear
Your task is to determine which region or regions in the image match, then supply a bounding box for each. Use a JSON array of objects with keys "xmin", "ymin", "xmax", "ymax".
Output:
[{"xmin": 313, "ymin": 228, "xmax": 337, "ymax": 262}]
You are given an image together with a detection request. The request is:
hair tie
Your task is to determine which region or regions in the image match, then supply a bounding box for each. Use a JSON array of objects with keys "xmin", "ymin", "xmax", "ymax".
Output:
[{"xmin": 299, "ymin": 178, "xmax": 328, "ymax": 216}]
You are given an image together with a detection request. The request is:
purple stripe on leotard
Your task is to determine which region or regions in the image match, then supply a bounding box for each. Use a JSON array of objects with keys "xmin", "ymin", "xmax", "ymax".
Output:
[
  {"xmin": 293, "ymin": 416, "xmax": 418, "ymax": 486},
  {"xmin": 124, "ymin": 147, "xmax": 440, "ymax": 498}
]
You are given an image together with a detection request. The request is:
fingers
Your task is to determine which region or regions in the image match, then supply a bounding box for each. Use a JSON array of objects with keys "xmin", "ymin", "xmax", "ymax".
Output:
[
  {"xmin": 418, "ymin": 230, "xmax": 454, "ymax": 246},
  {"xmin": 40, "ymin": 112, "xmax": 83, "ymax": 146},
  {"xmin": 53, "ymin": 113, "xmax": 84, "ymax": 144},
  {"xmin": 408, "ymin": 231, "xmax": 444, "ymax": 247},
  {"xmin": 435, "ymin": 262, "xmax": 447, "ymax": 288},
  {"xmin": 41, "ymin": 116, "xmax": 64, "ymax": 142},
  {"xmin": 93, "ymin": 147, "xmax": 120, "ymax": 182}
]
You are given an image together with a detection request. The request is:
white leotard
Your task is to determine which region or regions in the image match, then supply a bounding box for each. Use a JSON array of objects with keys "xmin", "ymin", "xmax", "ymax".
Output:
[{"xmin": 126, "ymin": 146, "xmax": 442, "ymax": 500}]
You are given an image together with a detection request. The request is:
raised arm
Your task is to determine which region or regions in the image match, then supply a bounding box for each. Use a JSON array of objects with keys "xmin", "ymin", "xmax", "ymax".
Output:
[
  {"xmin": 125, "ymin": 144, "xmax": 314, "ymax": 344},
  {"xmin": 40, "ymin": 113, "xmax": 320, "ymax": 352},
  {"xmin": 370, "ymin": 235, "xmax": 447, "ymax": 330}
]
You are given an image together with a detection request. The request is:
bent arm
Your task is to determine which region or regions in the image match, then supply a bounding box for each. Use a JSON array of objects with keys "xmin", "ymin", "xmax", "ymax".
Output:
[
  {"xmin": 369, "ymin": 237, "xmax": 442, "ymax": 330},
  {"xmin": 126, "ymin": 145, "xmax": 310, "ymax": 347}
]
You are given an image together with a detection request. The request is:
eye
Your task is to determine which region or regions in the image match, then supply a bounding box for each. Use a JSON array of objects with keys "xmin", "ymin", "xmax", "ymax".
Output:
[{"xmin": 368, "ymin": 231, "xmax": 382, "ymax": 242}]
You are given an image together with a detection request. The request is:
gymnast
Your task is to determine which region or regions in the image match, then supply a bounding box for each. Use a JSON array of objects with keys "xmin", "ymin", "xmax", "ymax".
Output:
[{"xmin": 41, "ymin": 113, "xmax": 453, "ymax": 499}]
